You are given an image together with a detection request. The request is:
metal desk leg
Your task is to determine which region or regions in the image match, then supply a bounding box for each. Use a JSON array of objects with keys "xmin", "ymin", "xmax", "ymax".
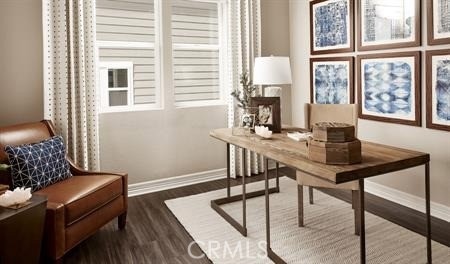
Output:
[
  {"xmin": 276, "ymin": 162, "xmax": 280, "ymax": 191},
  {"xmin": 211, "ymin": 146, "xmax": 279, "ymax": 237},
  {"xmin": 358, "ymin": 179, "xmax": 366, "ymax": 264},
  {"xmin": 226, "ymin": 143, "xmax": 230, "ymax": 198},
  {"xmin": 298, "ymin": 185, "xmax": 304, "ymax": 227},
  {"xmin": 264, "ymin": 157, "xmax": 286, "ymax": 264},
  {"xmin": 242, "ymin": 148, "xmax": 247, "ymax": 236},
  {"xmin": 425, "ymin": 162, "xmax": 432, "ymax": 264}
]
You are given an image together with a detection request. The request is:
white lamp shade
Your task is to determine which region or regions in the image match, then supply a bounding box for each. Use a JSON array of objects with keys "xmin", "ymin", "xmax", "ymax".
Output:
[{"xmin": 253, "ymin": 56, "xmax": 292, "ymax": 85}]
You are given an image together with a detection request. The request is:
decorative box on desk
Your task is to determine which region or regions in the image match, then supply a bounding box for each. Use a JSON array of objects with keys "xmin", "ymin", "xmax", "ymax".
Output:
[
  {"xmin": 312, "ymin": 122, "xmax": 355, "ymax": 142},
  {"xmin": 308, "ymin": 122, "xmax": 362, "ymax": 165},
  {"xmin": 309, "ymin": 139, "xmax": 362, "ymax": 164}
]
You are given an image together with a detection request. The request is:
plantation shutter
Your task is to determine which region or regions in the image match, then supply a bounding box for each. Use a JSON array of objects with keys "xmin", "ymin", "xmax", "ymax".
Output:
[
  {"xmin": 172, "ymin": 0, "xmax": 222, "ymax": 103},
  {"xmin": 96, "ymin": 0, "xmax": 156, "ymax": 105}
]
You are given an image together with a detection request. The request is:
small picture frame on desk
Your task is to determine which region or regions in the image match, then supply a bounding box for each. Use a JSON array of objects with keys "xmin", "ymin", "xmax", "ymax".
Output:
[
  {"xmin": 250, "ymin": 97, "xmax": 281, "ymax": 133},
  {"xmin": 240, "ymin": 114, "xmax": 256, "ymax": 129}
]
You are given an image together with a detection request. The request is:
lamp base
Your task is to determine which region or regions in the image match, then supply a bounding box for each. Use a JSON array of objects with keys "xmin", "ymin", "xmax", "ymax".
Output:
[{"xmin": 264, "ymin": 86, "xmax": 282, "ymax": 97}]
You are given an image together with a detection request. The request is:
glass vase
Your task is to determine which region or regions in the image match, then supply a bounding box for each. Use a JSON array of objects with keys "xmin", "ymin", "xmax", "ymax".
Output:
[{"xmin": 232, "ymin": 107, "xmax": 258, "ymax": 136}]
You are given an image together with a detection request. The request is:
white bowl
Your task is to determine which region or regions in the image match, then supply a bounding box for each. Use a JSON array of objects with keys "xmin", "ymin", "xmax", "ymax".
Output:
[{"xmin": 255, "ymin": 125, "xmax": 273, "ymax": 139}]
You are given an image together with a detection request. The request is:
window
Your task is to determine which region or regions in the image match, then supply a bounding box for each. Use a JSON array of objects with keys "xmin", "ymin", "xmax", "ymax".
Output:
[
  {"xmin": 96, "ymin": 0, "xmax": 159, "ymax": 112},
  {"xmin": 171, "ymin": 0, "xmax": 226, "ymax": 106},
  {"xmin": 99, "ymin": 62, "xmax": 134, "ymax": 111},
  {"xmin": 95, "ymin": 0, "xmax": 227, "ymax": 112}
]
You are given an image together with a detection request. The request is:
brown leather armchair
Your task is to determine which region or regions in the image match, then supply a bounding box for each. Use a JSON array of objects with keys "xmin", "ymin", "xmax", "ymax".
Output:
[{"xmin": 0, "ymin": 120, "xmax": 128, "ymax": 262}]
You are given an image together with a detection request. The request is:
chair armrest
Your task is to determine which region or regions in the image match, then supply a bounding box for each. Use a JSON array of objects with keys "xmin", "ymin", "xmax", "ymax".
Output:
[{"xmin": 44, "ymin": 202, "xmax": 65, "ymax": 259}]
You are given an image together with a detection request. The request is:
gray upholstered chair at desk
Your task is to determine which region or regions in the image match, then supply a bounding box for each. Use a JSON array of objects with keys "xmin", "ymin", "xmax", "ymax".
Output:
[{"xmin": 297, "ymin": 103, "xmax": 360, "ymax": 235}]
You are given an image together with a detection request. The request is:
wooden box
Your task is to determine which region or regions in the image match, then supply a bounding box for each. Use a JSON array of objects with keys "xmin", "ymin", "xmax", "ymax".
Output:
[
  {"xmin": 308, "ymin": 139, "xmax": 362, "ymax": 165},
  {"xmin": 312, "ymin": 122, "xmax": 355, "ymax": 143}
]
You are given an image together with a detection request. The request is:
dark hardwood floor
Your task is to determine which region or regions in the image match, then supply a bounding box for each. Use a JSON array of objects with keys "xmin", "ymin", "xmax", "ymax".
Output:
[{"xmin": 63, "ymin": 167, "xmax": 450, "ymax": 264}]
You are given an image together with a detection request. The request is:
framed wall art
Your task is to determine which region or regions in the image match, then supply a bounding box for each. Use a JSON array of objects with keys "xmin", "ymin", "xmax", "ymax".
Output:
[
  {"xmin": 310, "ymin": 0, "xmax": 354, "ymax": 55},
  {"xmin": 427, "ymin": 0, "xmax": 450, "ymax": 45},
  {"xmin": 357, "ymin": 51, "xmax": 421, "ymax": 126},
  {"xmin": 426, "ymin": 49, "xmax": 450, "ymax": 131},
  {"xmin": 310, "ymin": 57, "xmax": 354, "ymax": 104},
  {"xmin": 357, "ymin": 0, "xmax": 420, "ymax": 51},
  {"xmin": 250, "ymin": 97, "xmax": 281, "ymax": 133}
]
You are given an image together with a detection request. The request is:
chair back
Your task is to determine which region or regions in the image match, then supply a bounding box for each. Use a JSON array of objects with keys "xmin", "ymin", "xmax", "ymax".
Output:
[
  {"xmin": 0, "ymin": 120, "xmax": 56, "ymax": 185},
  {"xmin": 304, "ymin": 103, "xmax": 358, "ymax": 136}
]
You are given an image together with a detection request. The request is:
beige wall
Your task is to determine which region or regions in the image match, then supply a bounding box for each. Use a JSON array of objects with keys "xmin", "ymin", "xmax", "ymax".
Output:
[
  {"xmin": 99, "ymin": 0, "xmax": 228, "ymax": 184},
  {"xmin": 101, "ymin": 0, "xmax": 292, "ymax": 184},
  {"xmin": 4, "ymin": 0, "xmax": 445, "ymax": 207},
  {"xmin": 0, "ymin": 0, "xmax": 43, "ymax": 126},
  {"xmin": 0, "ymin": 0, "xmax": 292, "ymax": 186},
  {"xmin": 261, "ymin": 0, "xmax": 292, "ymax": 125},
  {"xmin": 289, "ymin": 0, "xmax": 450, "ymax": 208},
  {"xmin": 99, "ymin": 106, "xmax": 227, "ymax": 183},
  {"xmin": 0, "ymin": 0, "xmax": 228, "ymax": 185}
]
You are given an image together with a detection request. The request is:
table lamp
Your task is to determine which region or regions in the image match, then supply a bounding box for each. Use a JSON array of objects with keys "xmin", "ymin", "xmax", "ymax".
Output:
[{"xmin": 253, "ymin": 56, "xmax": 292, "ymax": 97}]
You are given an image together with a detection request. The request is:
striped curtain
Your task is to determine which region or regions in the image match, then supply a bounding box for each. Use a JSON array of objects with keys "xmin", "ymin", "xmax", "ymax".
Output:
[
  {"xmin": 43, "ymin": 0, "xmax": 99, "ymax": 170},
  {"xmin": 227, "ymin": 0, "xmax": 262, "ymax": 177}
]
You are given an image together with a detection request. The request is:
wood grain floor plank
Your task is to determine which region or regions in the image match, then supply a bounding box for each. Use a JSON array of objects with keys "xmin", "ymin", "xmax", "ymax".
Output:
[{"xmin": 63, "ymin": 167, "xmax": 449, "ymax": 263}]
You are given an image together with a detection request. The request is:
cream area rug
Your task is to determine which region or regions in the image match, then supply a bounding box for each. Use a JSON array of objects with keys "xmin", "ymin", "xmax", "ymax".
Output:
[{"xmin": 165, "ymin": 177, "xmax": 450, "ymax": 263}]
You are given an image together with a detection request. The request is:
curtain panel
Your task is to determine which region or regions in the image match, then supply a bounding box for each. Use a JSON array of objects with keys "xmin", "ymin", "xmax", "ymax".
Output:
[
  {"xmin": 43, "ymin": 0, "xmax": 99, "ymax": 170},
  {"xmin": 227, "ymin": 0, "xmax": 262, "ymax": 177}
]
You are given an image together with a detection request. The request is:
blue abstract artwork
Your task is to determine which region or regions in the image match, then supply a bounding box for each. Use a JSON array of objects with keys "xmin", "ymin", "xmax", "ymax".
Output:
[
  {"xmin": 437, "ymin": 0, "xmax": 450, "ymax": 34},
  {"xmin": 435, "ymin": 59, "xmax": 450, "ymax": 122},
  {"xmin": 314, "ymin": 0, "xmax": 349, "ymax": 48},
  {"xmin": 363, "ymin": 61, "xmax": 413, "ymax": 117},
  {"xmin": 314, "ymin": 64, "xmax": 349, "ymax": 104}
]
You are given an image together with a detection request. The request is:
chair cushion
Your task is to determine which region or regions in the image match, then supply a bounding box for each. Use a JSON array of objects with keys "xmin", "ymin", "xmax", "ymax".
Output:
[
  {"xmin": 34, "ymin": 175, "xmax": 123, "ymax": 225},
  {"xmin": 4, "ymin": 136, "xmax": 72, "ymax": 192}
]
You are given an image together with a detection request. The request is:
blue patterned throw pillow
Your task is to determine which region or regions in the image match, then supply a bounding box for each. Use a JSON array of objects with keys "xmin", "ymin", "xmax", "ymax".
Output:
[{"xmin": 5, "ymin": 136, "xmax": 72, "ymax": 192}]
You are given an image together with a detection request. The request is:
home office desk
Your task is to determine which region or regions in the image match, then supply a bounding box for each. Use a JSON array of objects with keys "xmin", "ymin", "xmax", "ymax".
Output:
[{"xmin": 209, "ymin": 128, "xmax": 432, "ymax": 264}]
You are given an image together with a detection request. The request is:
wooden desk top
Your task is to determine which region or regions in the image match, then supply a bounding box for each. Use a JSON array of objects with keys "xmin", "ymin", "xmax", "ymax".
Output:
[{"xmin": 210, "ymin": 128, "xmax": 429, "ymax": 184}]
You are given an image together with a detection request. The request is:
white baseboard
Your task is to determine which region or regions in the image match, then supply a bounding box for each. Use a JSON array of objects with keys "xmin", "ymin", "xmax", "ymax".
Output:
[
  {"xmin": 365, "ymin": 180, "xmax": 450, "ymax": 222},
  {"xmin": 128, "ymin": 168, "xmax": 227, "ymax": 197},
  {"xmin": 128, "ymin": 164, "xmax": 283, "ymax": 197}
]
